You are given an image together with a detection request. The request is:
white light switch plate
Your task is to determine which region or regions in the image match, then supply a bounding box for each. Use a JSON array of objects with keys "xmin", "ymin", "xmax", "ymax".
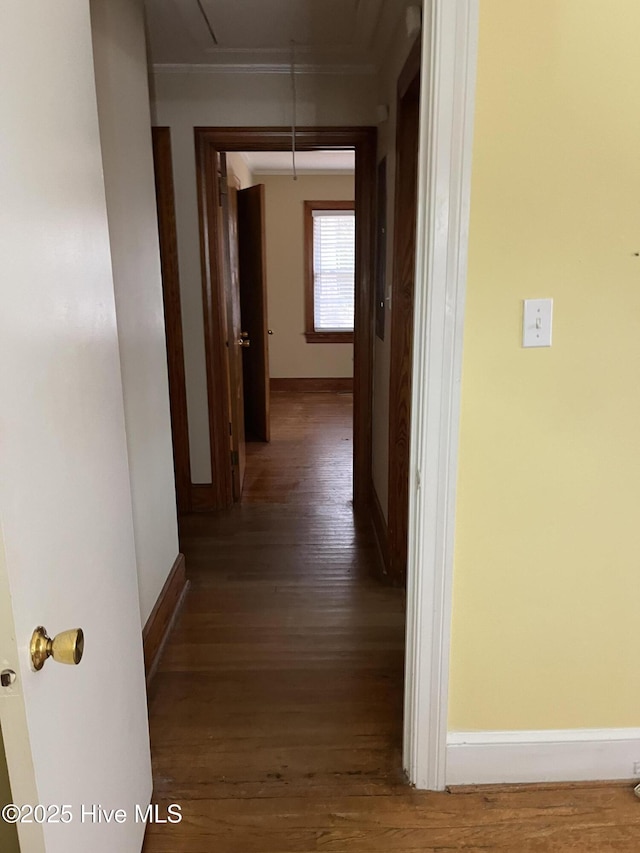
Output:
[{"xmin": 523, "ymin": 298, "xmax": 553, "ymax": 347}]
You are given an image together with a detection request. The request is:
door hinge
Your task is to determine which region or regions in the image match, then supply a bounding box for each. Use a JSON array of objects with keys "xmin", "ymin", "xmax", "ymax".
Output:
[{"xmin": 231, "ymin": 450, "xmax": 239, "ymax": 467}]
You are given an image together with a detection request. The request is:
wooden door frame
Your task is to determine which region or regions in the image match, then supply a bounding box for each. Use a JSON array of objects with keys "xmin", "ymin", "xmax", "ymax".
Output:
[
  {"xmin": 387, "ymin": 37, "xmax": 422, "ymax": 585},
  {"xmin": 152, "ymin": 127, "xmax": 191, "ymax": 515},
  {"xmin": 194, "ymin": 126, "xmax": 377, "ymax": 511}
]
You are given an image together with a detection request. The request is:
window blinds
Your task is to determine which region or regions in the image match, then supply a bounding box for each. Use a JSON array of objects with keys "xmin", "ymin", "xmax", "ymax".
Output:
[{"xmin": 312, "ymin": 209, "xmax": 355, "ymax": 332}]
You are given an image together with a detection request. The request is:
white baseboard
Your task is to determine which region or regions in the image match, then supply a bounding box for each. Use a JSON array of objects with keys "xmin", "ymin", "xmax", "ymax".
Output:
[{"xmin": 446, "ymin": 729, "xmax": 640, "ymax": 786}]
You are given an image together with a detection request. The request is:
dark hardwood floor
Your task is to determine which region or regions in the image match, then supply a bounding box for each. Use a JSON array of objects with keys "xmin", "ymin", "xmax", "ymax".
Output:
[{"xmin": 144, "ymin": 392, "xmax": 640, "ymax": 852}]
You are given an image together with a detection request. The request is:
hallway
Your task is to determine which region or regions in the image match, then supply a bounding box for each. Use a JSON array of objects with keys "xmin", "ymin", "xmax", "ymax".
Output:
[
  {"xmin": 143, "ymin": 392, "xmax": 639, "ymax": 852},
  {"xmin": 145, "ymin": 391, "xmax": 406, "ymax": 845}
]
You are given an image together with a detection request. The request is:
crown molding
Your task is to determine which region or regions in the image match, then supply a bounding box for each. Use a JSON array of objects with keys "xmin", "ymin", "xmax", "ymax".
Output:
[
  {"xmin": 252, "ymin": 169, "xmax": 356, "ymax": 177},
  {"xmin": 152, "ymin": 62, "xmax": 377, "ymax": 76},
  {"xmin": 202, "ymin": 45, "xmax": 365, "ymax": 57}
]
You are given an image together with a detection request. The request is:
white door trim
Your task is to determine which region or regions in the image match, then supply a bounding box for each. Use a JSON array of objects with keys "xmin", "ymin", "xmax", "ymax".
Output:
[{"xmin": 403, "ymin": 0, "xmax": 479, "ymax": 790}]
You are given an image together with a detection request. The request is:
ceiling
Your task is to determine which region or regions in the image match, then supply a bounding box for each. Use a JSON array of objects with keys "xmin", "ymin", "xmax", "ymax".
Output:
[
  {"xmin": 145, "ymin": 0, "xmax": 417, "ymax": 72},
  {"xmin": 239, "ymin": 150, "xmax": 355, "ymax": 175}
]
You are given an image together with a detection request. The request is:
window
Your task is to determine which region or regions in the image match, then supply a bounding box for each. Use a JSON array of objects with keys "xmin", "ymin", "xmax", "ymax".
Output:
[{"xmin": 304, "ymin": 200, "xmax": 355, "ymax": 343}]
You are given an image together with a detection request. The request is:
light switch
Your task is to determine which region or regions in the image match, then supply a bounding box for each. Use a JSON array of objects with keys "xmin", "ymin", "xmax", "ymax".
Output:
[{"xmin": 523, "ymin": 298, "xmax": 553, "ymax": 347}]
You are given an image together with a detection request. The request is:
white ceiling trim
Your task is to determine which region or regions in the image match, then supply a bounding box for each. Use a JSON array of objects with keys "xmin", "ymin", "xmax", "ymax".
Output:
[
  {"xmin": 152, "ymin": 62, "xmax": 377, "ymax": 76},
  {"xmin": 203, "ymin": 46, "xmax": 369, "ymax": 57},
  {"xmin": 252, "ymin": 169, "xmax": 355, "ymax": 176},
  {"xmin": 240, "ymin": 151, "xmax": 356, "ymax": 175}
]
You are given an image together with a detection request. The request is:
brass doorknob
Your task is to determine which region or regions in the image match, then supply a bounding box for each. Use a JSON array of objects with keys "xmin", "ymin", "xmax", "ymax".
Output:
[
  {"xmin": 268, "ymin": 329, "xmax": 273, "ymax": 335},
  {"xmin": 30, "ymin": 626, "xmax": 84, "ymax": 671},
  {"xmin": 238, "ymin": 338, "xmax": 251, "ymax": 348}
]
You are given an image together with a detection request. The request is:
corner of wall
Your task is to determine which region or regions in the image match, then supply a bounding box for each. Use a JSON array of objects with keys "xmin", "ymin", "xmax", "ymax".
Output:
[{"xmin": 91, "ymin": 0, "xmax": 180, "ymax": 626}]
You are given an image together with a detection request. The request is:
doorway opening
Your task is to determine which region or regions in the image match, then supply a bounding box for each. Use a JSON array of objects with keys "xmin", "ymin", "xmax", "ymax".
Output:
[
  {"xmin": 194, "ymin": 127, "xmax": 376, "ymax": 513},
  {"xmin": 148, "ymin": 64, "xmax": 423, "ymax": 798},
  {"xmin": 149, "ymin": 36, "xmax": 426, "ymax": 805},
  {"xmin": 215, "ymin": 148, "xmax": 358, "ymax": 502}
]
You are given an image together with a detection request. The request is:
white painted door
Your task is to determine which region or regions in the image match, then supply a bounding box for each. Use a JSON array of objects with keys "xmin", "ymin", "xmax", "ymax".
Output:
[{"xmin": 0, "ymin": 4, "xmax": 152, "ymax": 852}]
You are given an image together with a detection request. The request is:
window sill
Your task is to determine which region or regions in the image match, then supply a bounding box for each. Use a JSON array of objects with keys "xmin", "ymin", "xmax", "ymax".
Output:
[{"xmin": 305, "ymin": 331, "xmax": 354, "ymax": 344}]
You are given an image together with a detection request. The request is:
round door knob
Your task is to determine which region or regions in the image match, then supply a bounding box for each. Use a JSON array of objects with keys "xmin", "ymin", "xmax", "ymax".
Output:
[
  {"xmin": 30, "ymin": 626, "xmax": 85, "ymax": 671},
  {"xmin": 268, "ymin": 329, "xmax": 274, "ymax": 335},
  {"xmin": 238, "ymin": 338, "xmax": 251, "ymax": 348}
]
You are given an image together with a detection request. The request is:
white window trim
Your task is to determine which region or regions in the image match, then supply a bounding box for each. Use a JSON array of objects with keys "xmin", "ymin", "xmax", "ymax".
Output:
[{"xmin": 311, "ymin": 208, "xmax": 355, "ymax": 333}]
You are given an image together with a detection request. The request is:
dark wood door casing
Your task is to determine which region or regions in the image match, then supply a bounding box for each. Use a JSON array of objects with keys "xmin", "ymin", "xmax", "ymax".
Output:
[
  {"xmin": 195, "ymin": 127, "xmax": 377, "ymax": 511},
  {"xmin": 388, "ymin": 42, "xmax": 421, "ymax": 584},
  {"xmin": 151, "ymin": 127, "xmax": 191, "ymax": 515},
  {"xmin": 194, "ymin": 137, "xmax": 235, "ymax": 507}
]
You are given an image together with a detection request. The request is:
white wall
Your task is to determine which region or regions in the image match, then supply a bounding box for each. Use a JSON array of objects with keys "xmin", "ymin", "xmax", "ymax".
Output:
[
  {"xmin": 371, "ymin": 24, "xmax": 423, "ymax": 520},
  {"xmin": 92, "ymin": 0, "xmax": 180, "ymax": 624},
  {"xmin": 260, "ymin": 174, "xmax": 355, "ymax": 378},
  {"xmin": 227, "ymin": 152, "xmax": 254, "ymax": 189},
  {"xmin": 153, "ymin": 69, "xmax": 376, "ymax": 482}
]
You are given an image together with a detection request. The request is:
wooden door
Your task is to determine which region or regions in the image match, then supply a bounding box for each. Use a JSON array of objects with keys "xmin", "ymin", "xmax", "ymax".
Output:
[
  {"xmin": 219, "ymin": 155, "xmax": 246, "ymax": 499},
  {"xmin": 237, "ymin": 184, "xmax": 271, "ymax": 442},
  {"xmin": 0, "ymin": 5, "xmax": 152, "ymax": 852},
  {"xmin": 388, "ymin": 50, "xmax": 421, "ymax": 584}
]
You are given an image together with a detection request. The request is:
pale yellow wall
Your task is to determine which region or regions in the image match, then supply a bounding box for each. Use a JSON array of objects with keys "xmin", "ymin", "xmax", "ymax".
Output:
[
  {"xmin": 0, "ymin": 725, "xmax": 19, "ymax": 853},
  {"xmin": 153, "ymin": 71, "xmax": 376, "ymax": 482},
  {"xmin": 260, "ymin": 174, "xmax": 355, "ymax": 378},
  {"xmin": 449, "ymin": 0, "xmax": 640, "ymax": 731},
  {"xmin": 91, "ymin": 0, "xmax": 180, "ymax": 625}
]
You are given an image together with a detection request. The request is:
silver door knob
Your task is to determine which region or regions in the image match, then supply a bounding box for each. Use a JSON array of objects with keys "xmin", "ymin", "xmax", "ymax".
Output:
[{"xmin": 268, "ymin": 329, "xmax": 273, "ymax": 335}]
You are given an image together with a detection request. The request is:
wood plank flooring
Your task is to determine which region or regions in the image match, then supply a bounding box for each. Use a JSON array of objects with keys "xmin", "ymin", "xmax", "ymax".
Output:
[{"xmin": 144, "ymin": 392, "xmax": 640, "ymax": 852}]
